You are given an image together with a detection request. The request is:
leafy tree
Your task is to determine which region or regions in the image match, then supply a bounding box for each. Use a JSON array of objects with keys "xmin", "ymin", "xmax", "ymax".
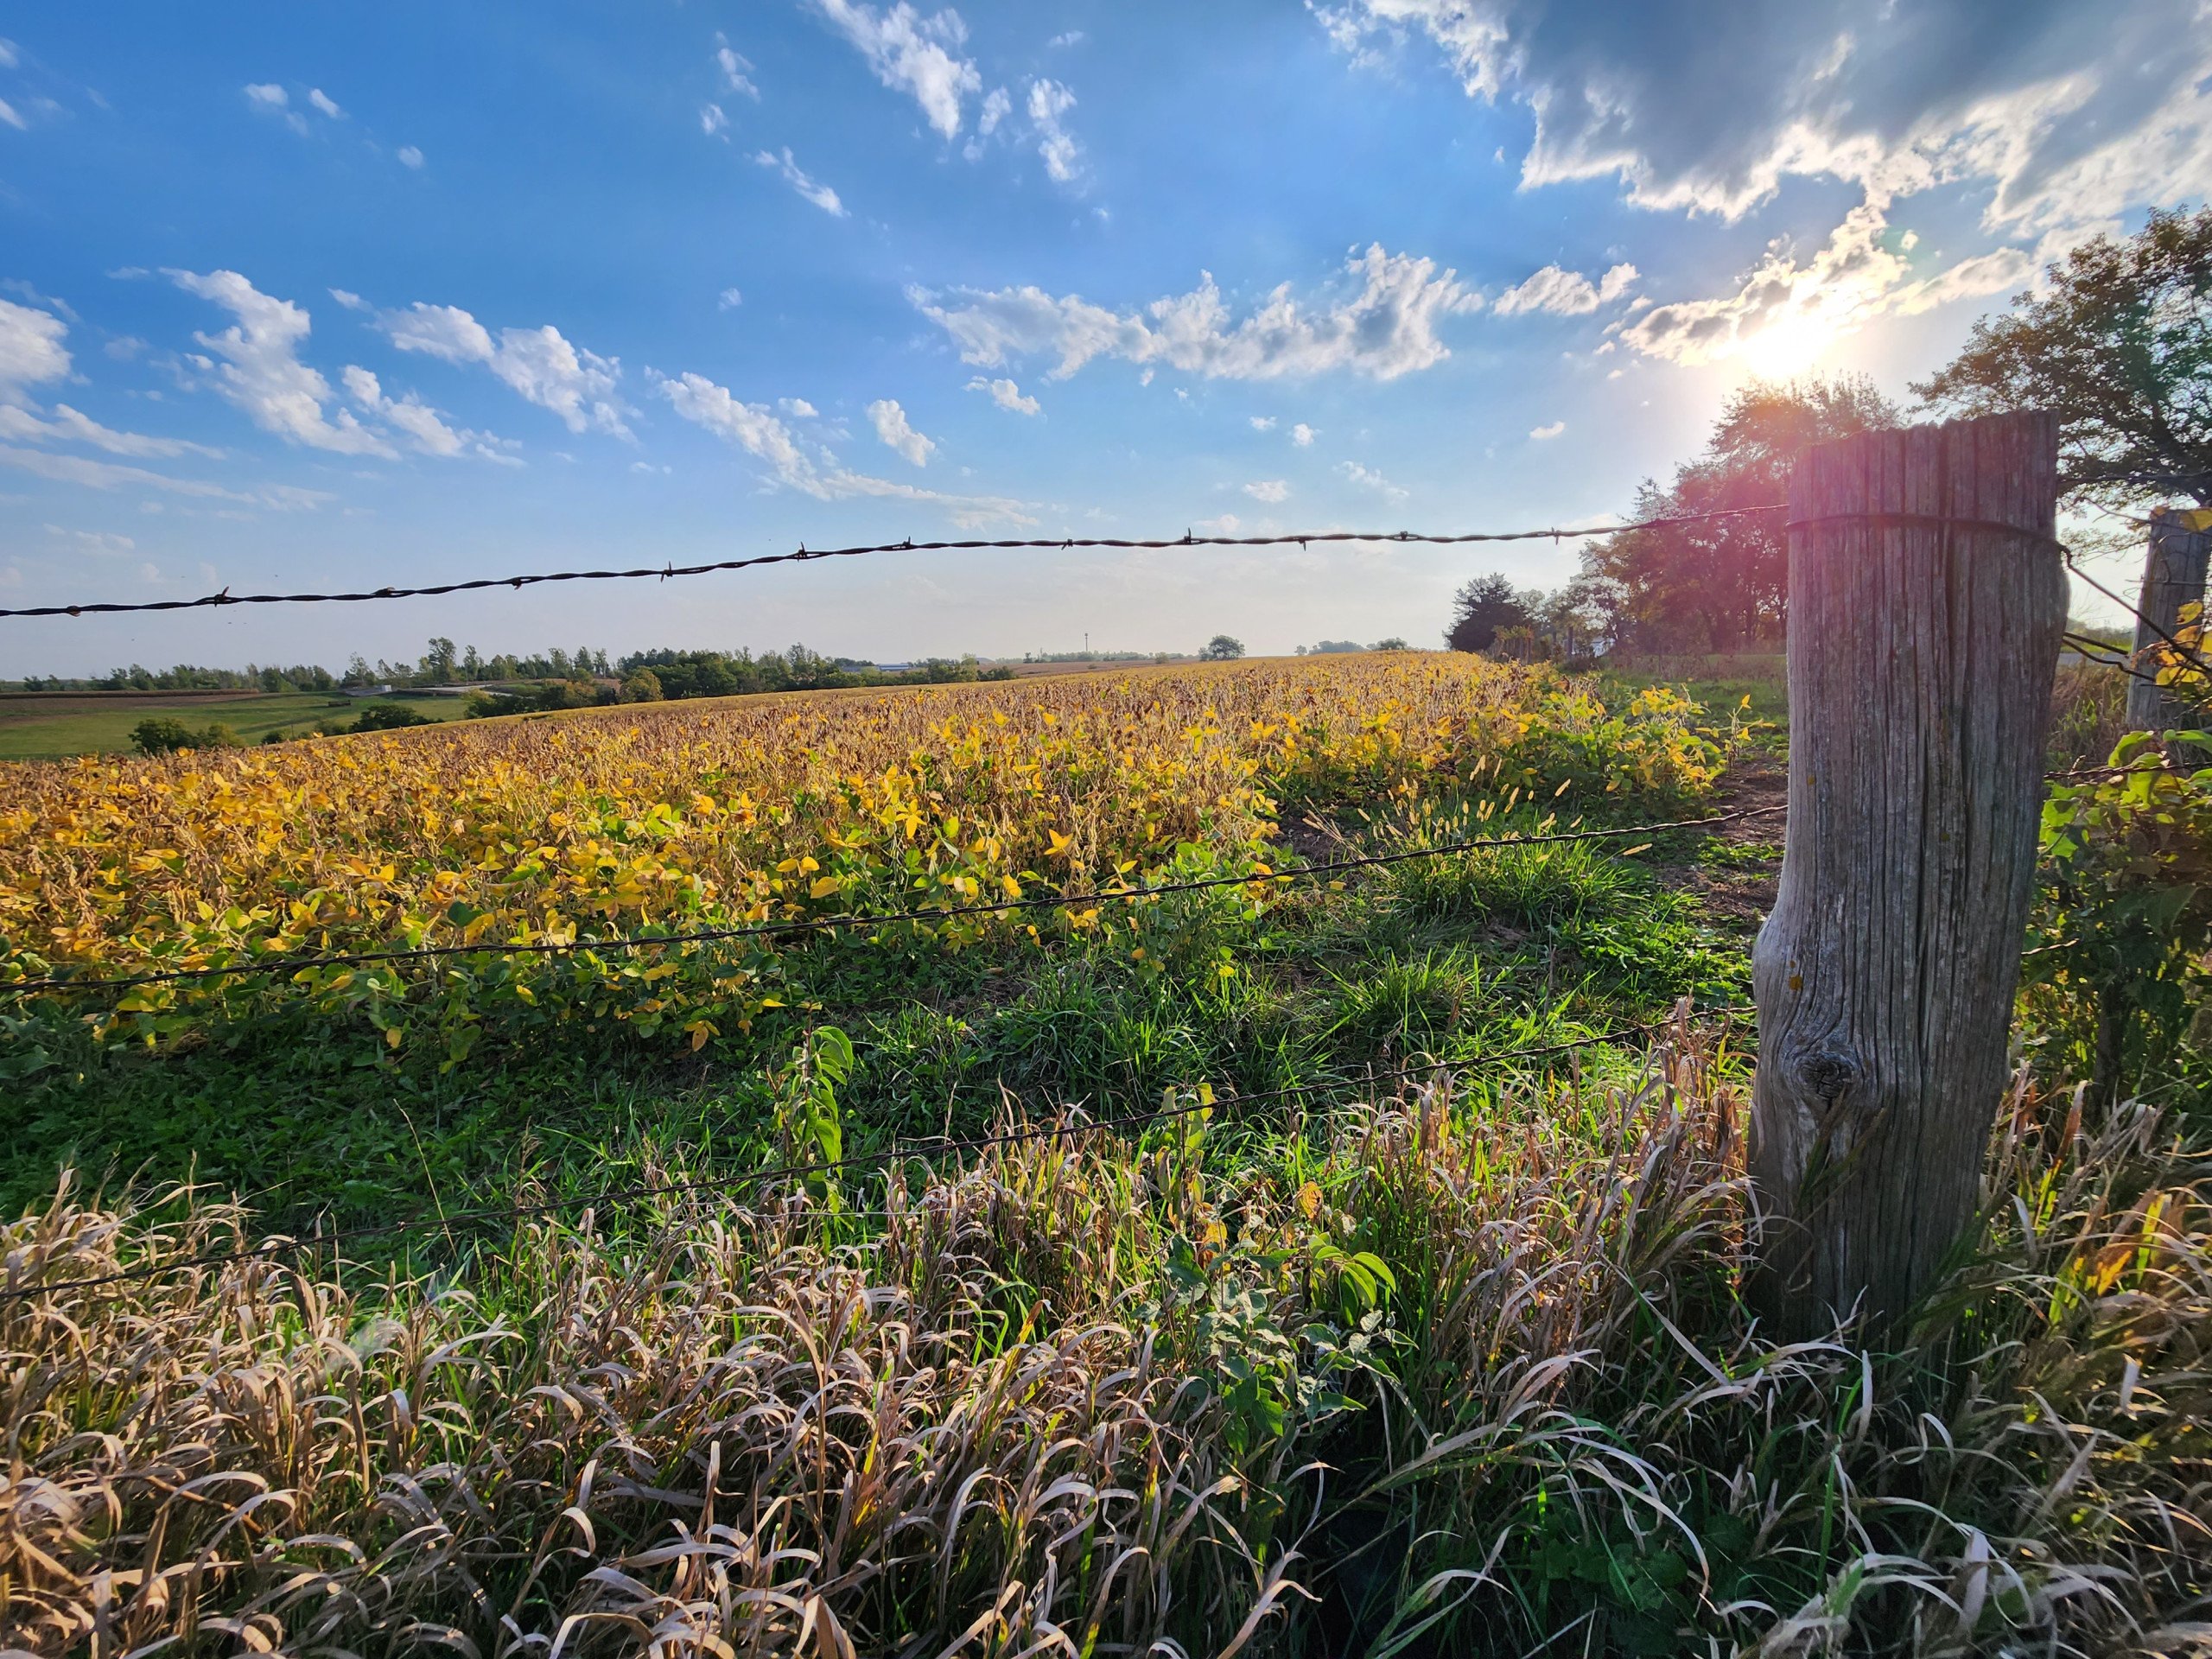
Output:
[
  {"xmin": 1199, "ymin": 634, "xmax": 1246, "ymax": 661},
  {"xmin": 1915, "ymin": 207, "xmax": 2212, "ymax": 511},
  {"xmin": 130, "ymin": 717, "xmax": 240, "ymax": 754},
  {"xmin": 1445, "ymin": 573, "xmax": 1533, "ymax": 653},
  {"xmin": 620, "ymin": 668, "xmax": 664, "ymax": 703},
  {"xmin": 1370, "ymin": 637, "xmax": 1409, "ymax": 652},
  {"xmin": 350, "ymin": 702, "xmax": 435, "ymax": 732},
  {"xmin": 1579, "ymin": 374, "xmax": 1900, "ymax": 651}
]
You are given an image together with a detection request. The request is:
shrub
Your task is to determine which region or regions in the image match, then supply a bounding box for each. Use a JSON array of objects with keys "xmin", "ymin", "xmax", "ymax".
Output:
[
  {"xmin": 129, "ymin": 716, "xmax": 240, "ymax": 755},
  {"xmin": 348, "ymin": 702, "xmax": 434, "ymax": 733}
]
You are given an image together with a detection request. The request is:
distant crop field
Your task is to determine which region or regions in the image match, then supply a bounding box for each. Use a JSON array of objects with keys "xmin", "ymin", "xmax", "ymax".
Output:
[{"xmin": 0, "ymin": 689, "xmax": 467, "ymax": 760}]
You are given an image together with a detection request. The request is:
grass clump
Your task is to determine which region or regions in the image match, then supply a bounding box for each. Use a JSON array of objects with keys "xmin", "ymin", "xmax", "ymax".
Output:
[{"xmin": 7, "ymin": 1035, "xmax": 2206, "ymax": 1656}]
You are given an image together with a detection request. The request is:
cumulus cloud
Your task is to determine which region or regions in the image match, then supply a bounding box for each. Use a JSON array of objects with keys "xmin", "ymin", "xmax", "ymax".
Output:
[
  {"xmin": 658, "ymin": 370, "xmax": 1033, "ymax": 526},
  {"xmin": 779, "ymin": 397, "xmax": 819, "ymax": 416},
  {"xmin": 701, "ymin": 103, "xmax": 728, "ymax": 137},
  {"xmin": 1250, "ymin": 416, "xmax": 1276, "ymax": 430},
  {"xmin": 968, "ymin": 375, "xmax": 1040, "ymax": 415},
  {"xmin": 912, "ymin": 244, "xmax": 1480, "ymax": 384},
  {"xmin": 0, "ymin": 296, "xmax": 72, "ymax": 403},
  {"xmin": 1027, "ymin": 78, "xmax": 1082, "ymax": 182},
  {"xmin": 1495, "ymin": 261, "xmax": 1637, "ymax": 316},
  {"xmin": 809, "ymin": 0, "xmax": 982, "ymax": 138},
  {"xmin": 307, "ymin": 87, "xmax": 342, "ymax": 118},
  {"xmin": 397, "ymin": 144, "xmax": 425, "ymax": 168},
  {"xmin": 168, "ymin": 269, "xmax": 397, "ymax": 456},
  {"xmin": 372, "ymin": 300, "xmax": 632, "ymax": 437},
  {"xmin": 1291, "ymin": 423, "xmax": 1316, "ymax": 446},
  {"xmin": 0, "ymin": 401, "xmax": 224, "ymax": 459},
  {"xmin": 1612, "ymin": 197, "xmax": 2030, "ymax": 366},
  {"xmin": 719, "ymin": 287, "xmax": 745, "ymax": 310},
  {"xmin": 1338, "ymin": 459, "xmax": 1408, "ymax": 501},
  {"xmin": 340, "ymin": 364, "xmax": 514, "ymax": 462},
  {"xmin": 715, "ymin": 35, "xmax": 761, "ymax": 99},
  {"xmin": 755, "ymin": 147, "xmax": 848, "ymax": 216},
  {"xmin": 1529, "ymin": 419, "xmax": 1566, "ymax": 439},
  {"xmin": 867, "ymin": 397, "xmax": 936, "ymax": 465},
  {"xmin": 1313, "ymin": 0, "xmax": 2212, "ymax": 234},
  {"xmin": 1243, "ymin": 479, "xmax": 1288, "ymax": 503}
]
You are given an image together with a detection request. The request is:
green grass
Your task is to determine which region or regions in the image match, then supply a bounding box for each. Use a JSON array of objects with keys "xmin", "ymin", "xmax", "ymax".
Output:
[
  {"xmin": 0, "ymin": 798, "xmax": 1764, "ymax": 1241},
  {"xmin": 0, "ymin": 690, "xmax": 469, "ymax": 759}
]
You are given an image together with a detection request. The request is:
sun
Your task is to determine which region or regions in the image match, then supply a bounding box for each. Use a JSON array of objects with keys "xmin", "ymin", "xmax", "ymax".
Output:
[{"xmin": 1737, "ymin": 311, "xmax": 1837, "ymax": 379}]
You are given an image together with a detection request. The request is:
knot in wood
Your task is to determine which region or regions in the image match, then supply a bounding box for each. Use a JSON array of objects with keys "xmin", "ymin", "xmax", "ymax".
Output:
[{"xmin": 1796, "ymin": 1045, "xmax": 1864, "ymax": 1107}]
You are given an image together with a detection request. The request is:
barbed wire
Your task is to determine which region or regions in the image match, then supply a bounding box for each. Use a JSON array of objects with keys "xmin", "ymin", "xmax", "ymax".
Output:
[
  {"xmin": 2, "ymin": 804, "xmax": 1783, "ymax": 997},
  {"xmin": 2062, "ymin": 546, "xmax": 2212, "ymax": 683},
  {"xmin": 0, "ymin": 1002, "xmax": 1756, "ymax": 1306},
  {"xmin": 0, "ymin": 505, "xmax": 1790, "ymax": 621}
]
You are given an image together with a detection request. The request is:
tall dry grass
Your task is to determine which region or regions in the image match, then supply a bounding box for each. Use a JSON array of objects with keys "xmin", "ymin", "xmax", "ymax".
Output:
[{"xmin": 5, "ymin": 1033, "xmax": 2206, "ymax": 1655}]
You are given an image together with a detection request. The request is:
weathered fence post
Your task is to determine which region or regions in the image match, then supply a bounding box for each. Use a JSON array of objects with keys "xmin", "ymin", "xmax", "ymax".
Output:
[
  {"xmin": 1750, "ymin": 410, "xmax": 2065, "ymax": 1338},
  {"xmin": 2126, "ymin": 506, "xmax": 2212, "ymax": 731}
]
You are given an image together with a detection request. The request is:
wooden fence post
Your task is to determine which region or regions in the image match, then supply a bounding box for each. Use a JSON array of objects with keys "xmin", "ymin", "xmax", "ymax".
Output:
[
  {"xmin": 1750, "ymin": 410, "xmax": 2065, "ymax": 1338},
  {"xmin": 2126, "ymin": 507, "xmax": 2212, "ymax": 731}
]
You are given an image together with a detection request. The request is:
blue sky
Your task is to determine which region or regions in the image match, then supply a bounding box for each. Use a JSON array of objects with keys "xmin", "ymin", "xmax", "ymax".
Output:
[{"xmin": 1, "ymin": 1, "xmax": 2205, "ymax": 676}]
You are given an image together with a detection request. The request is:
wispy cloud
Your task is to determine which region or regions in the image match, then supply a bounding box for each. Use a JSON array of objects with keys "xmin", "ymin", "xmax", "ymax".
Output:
[{"xmin": 754, "ymin": 147, "xmax": 848, "ymax": 216}]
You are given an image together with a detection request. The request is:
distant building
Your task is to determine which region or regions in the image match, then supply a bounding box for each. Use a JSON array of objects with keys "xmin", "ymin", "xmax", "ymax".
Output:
[{"xmin": 344, "ymin": 683, "xmax": 397, "ymax": 698}]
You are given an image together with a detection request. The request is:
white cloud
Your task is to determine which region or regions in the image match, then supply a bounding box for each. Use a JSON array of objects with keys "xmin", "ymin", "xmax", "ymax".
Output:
[
  {"xmin": 0, "ymin": 98, "xmax": 24, "ymax": 132},
  {"xmin": 0, "ymin": 297, "xmax": 72, "ymax": 403},
  {"xmin": 1494, "ymin": 262, "xmax": 1638, "ymax": 316},
  {"xmin": 1529, "ymin": 419, "xmax": 1566, "ymax": 439},
  {"xmin": 340, "ymin": 364, "xmax": 510, "ymax": 461},
  {"xmin": 168, "ymin": 269, "xmax": 397, "ymax": 455},
  {"xmin": 912, "ymin": 244, "xmax": 1481, "ymax": 384},
  {"xmin": 0, "ymin": 402, "xmax": 225, "ymax": 459},
  {"xmin": 867, "ymin": 397, "xmax": 936, "ymax": 466},
  {"xmin": 1027, "ymin": 78, "xmax": 1082, "ymax": 183},
  {"xmin": 373, "ymin": 300, "xmax": 632, "ymax": 437},
  {"xmin": 966, "ymin": 375, "xmax": 1040, "ymax": 415},
  {"xmin": 1048, "ymin": 30, "xmax": 1085, "ymax": 48},
  {"xmin": 1614, "ymin": 198, "xmax": 2027, "ymax": 366},
  {"xmin": 754, "ymin": 147, "xmax": 848, "ymax": 216},
  {"xmin": 715, "ymin": 36, "xmax": 761, "ymax": 99},
  {"xmin": 307, "ymin": 87, "xmax": 342, "ymax": 118},
  {"xmin": 1291, "ymin": 423, "xmax": 1316, "ymax": 446},
  {"xmin": 1249, "ymin": 416, "xmax": 1276, "ymax": 430},
  {"xmin": 0, "ymin": 444, "xmax": 254, "ymax": 501},
  {"xmin": 979, "ymin": 86, "xmax": 1010, "ymax": 134},
  {"xmin": 243, "ymin": 82, "xmax": 309, "ymax": 135},
  {"xmin": 1338, "ymin": 459, "xmax": 1408, "ymax": 501},
  {"xmin": 718, "ymin": 287, "xmax": 745, "ymax": 310},
  {"xmin": 1243, "ymin": 479, "xmax": 1288, "ymax": 503},
  {"xmin": 1313, "ymin": 0, "xmax": 2212, "ymax": 236},
  {"xmin": 810, "ymin": 0, "xmax": 982, "ymax": 138},
  {"xmin": 0, "ymin": 40, "xmax": 18, "ymax": 69},
  {"xmin": 45, "ymin": 524, "xmax": 137, "ymax": 555},
  {"xmin": 657, "ymin": 369, "xmax": 1033, "ymax": 525},
  {"xmin": 397, "ymin": 144, "xmax": 425, "ymax": 168},
  {"xmin": 701, "ymin": 103, "xmax": 728, "ymax": 137},
  {"xmin": 779, "ymin": 396, "xmax": 819, "ymax": 416}
]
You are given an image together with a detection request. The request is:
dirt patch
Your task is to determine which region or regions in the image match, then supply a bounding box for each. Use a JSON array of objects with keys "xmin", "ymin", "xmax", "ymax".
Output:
[{"xmin": 1650, "ymin": 754, "xmax": 1787, "ymax": 930}]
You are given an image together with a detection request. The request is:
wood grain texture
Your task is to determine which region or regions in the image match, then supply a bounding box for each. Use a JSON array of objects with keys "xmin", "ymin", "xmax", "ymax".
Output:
[
  {"xmin": 2127, "ymin": 508, "xmax": 2212, "ymax": 731},
  {"xmin": 1750, "ymin": 411, "xmax": 2064, "ymax": 1336}
]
